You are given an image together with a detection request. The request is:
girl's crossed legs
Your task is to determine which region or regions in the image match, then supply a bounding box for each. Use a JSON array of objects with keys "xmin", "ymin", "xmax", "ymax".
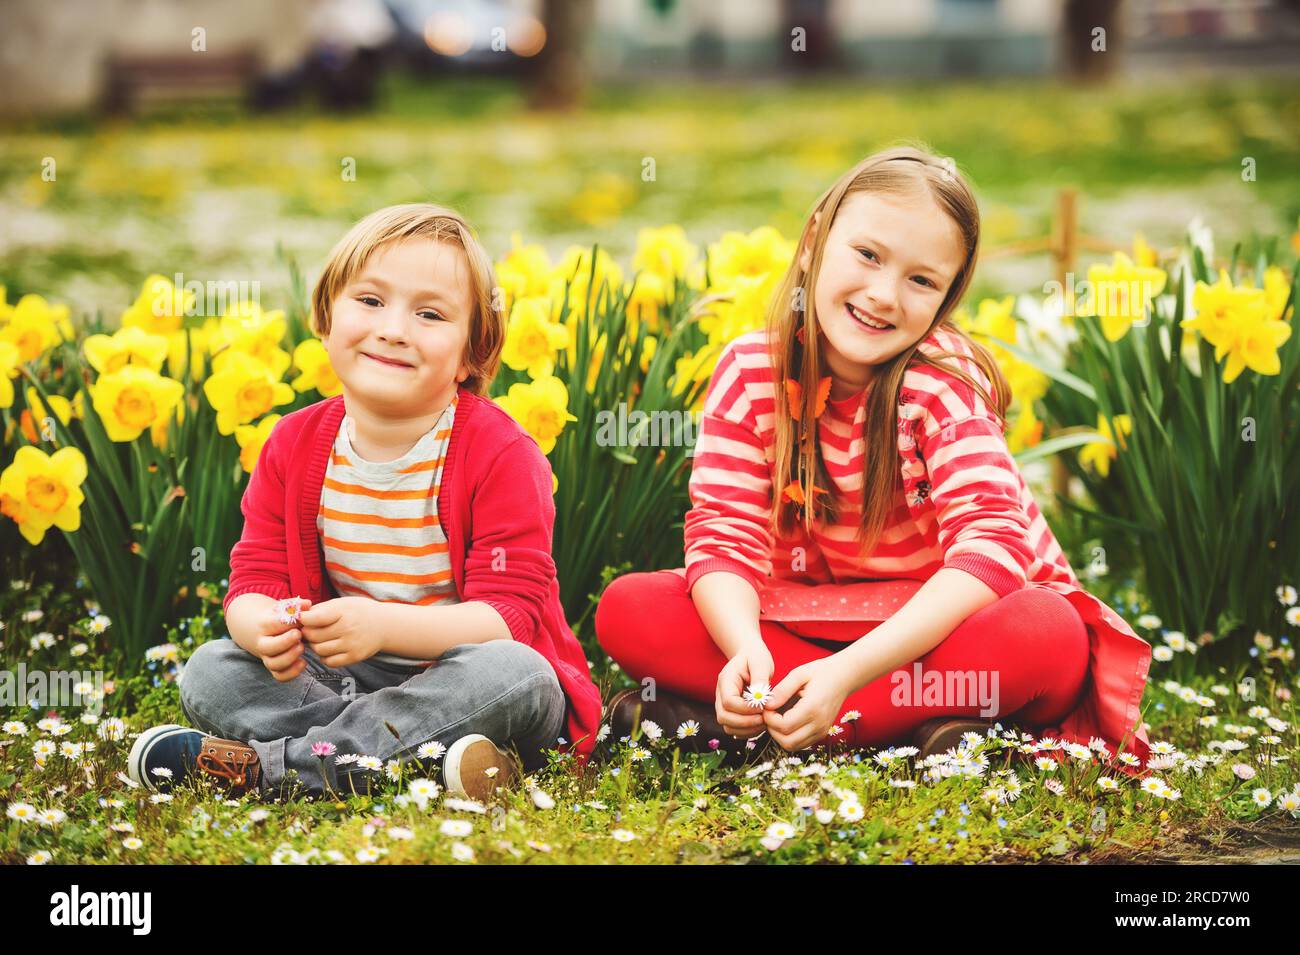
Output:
[{"xmin": 595, "ymin": 570, "xmax": 1089, "ymax": 749}]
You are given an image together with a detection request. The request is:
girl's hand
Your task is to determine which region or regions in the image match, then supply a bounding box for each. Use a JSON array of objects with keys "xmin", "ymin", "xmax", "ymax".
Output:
[
  {"xmin": 298, "ymin": 597, "xmax": 386, "ymax": 668},
  {"xmin": 715, "ymin": 639, "xmax": 775, "ymax": 739},
  {"xmin": 763, "ymin": 657, "xmax": 854, "ymax": 752}
]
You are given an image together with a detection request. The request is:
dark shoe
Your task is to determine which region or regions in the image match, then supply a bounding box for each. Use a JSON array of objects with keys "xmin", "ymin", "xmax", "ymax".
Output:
[
  {"xmin": 912, "ymin": 717, "xmax": 1002, "ymax": 760},
  {"xmin": 127, "ymin": 724, "xmax": 262, "ymax": 795},
  {"xmin": 607, "ymin": 686, "xmax": 752, "ymax": 756}
]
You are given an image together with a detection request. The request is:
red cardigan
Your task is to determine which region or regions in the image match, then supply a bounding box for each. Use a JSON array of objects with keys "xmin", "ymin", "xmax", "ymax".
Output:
[{"xmin": 222, "ymin": 387, "xmax": 602, "ymax": 762}]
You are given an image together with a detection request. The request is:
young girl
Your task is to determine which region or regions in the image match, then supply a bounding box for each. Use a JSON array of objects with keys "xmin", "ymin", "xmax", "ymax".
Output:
[
  {"xmin": 130, "ymin": 203, "xmax": 602, "ymax": 800},
  {"xmin": 596, "ymin": 147, "xmax": 1151, "ymax": 770}
]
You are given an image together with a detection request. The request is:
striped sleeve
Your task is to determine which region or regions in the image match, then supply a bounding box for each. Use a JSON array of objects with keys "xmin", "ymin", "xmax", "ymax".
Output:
[
  {"xmin": 904, "ymin": 357, "xmax": 1036, "ymax": 598},
  {"xmin": 682, "ymin": 339, "xmax": 774, "ymax": 595}
]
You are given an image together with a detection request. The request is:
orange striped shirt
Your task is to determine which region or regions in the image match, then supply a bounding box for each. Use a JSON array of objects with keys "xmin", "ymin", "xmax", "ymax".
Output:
[{"xmin": 317, "ymin": 395, "xmax": 459, "ymax": 665}]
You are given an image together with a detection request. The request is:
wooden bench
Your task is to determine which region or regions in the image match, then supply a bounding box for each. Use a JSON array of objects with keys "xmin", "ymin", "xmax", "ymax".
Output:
[{"xmin": 103, "ymin": 50, "xmax": 261, "ymax": 113}]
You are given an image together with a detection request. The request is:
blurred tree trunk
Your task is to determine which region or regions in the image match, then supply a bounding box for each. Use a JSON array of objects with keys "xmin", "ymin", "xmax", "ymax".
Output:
[
  {"xmin": 781, "ymin": 0, "xmax": 836, "ymax": 72},
  {"xmin": 1062, "ymin": 0, "xmax": 1121, "ymax": 80},
  {"xmin": 530, "ymin": 0, "xmax": 594, "ymax": 110}
]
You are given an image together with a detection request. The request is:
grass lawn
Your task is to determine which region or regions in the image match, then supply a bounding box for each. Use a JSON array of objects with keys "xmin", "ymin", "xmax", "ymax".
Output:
[{"xmin": 3, "ymin": 569, "xmax": 1297, "ymax": 865}]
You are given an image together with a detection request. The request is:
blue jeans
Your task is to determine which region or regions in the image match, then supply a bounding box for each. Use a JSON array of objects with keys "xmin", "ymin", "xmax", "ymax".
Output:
[{"xmin": 178, "ymin": 638, "xmax": 567, "ymax": 798}]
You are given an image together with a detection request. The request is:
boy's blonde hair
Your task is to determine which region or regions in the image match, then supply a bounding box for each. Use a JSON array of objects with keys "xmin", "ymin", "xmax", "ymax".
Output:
[{"xmin": 310, "ymin": 203, "xmax": 504, "ymax": 395}]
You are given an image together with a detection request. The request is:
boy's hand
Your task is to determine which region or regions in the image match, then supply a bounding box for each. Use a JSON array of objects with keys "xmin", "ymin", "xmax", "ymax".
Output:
[
  {"xmin": 298, "ymin": 596, "xmax": 386, "ymax": 668},
  {"xmin": 244, "ymin": 597, "xmax": 314, "ymax": 683}
]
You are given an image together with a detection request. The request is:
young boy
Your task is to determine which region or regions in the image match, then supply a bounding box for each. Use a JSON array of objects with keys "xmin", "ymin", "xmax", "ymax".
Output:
[{"xmin": 129, "ymin": 204, "xmax": 602, "ymax": 801}]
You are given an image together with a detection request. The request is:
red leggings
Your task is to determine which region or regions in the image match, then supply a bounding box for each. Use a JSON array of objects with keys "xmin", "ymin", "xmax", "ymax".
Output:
[{"xmin": 595, "ymin": 570, "xmax": 1090, "ymax": 749}]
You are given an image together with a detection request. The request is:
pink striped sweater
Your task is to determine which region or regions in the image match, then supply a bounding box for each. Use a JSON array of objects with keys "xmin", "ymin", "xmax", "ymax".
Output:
[{"xmin": 682, "ymin": 327, "xmax": 1152, "ymax": 765}]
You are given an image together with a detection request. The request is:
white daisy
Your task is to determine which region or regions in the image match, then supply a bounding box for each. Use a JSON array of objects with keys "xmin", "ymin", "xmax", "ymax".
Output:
[
  {"xmin": 766, "ymin": 821, "xmax": 796, "ymax": 840},
  {"xmin": 6, "ymin": 802, "xmax": 37, "ymax": 822},
  {"xmin": 611, "ymin": 828, "xmax": 637, "ymax": 842},
  {"xmin": 742, "ymin": 683, "xmax": 772, "ymax": 709},
  {"xmin": 676, "ymin": 720, "xmax": 700, "ymax": 739},
  {"xmin": 450, "ymin": 842, "xmax": 474, "ymax": 861},
  {"xmin": 416, "ymin": 741, "xmax": 446, "ymax": 761}
]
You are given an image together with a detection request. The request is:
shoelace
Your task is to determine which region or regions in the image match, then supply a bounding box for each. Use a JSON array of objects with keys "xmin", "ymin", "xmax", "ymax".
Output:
[{"xmin": 195, "ymin": 741, "xmax": 258, "ymax": 789}]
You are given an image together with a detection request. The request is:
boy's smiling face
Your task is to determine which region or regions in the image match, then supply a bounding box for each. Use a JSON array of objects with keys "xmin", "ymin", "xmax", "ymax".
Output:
[
  {"xmin": 802, "ymin": 190, "xmax": 966, "ymax": 397},
  {"xmin": 325, "ymin": 236, "xmax": 474, "ymax": 416}
]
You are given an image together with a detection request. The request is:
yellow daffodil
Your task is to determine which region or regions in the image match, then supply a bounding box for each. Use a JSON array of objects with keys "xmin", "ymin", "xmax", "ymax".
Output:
[
  {"xmin": 166, "ymin": 321, "xmax": 217, "ymax": 383},
  {"xmin": 625, "ymin": 271, "xmax": 668, "ymax": 336},
  {"xmin": 202, "ymin": 349, "xmax": 295, "ymax": 436},
  {"xmin": 494, "ymin": 376, "xmax": 578, "ymax": 455},
  {"xmin": 1181, "ymin": 270, "xmax": 1291, "ymax": 382},
  {"xmin": 633, "ymin": 225, "xmax": 699, "ymax": 283},
  {"xmin": 0, "ymin": 340, "xmax": 19, "ymax": 408},
  {"xmin": 1132, "ymin": 233, "xmax": 1158, "ymax": 268},
  {"xmin": 234, "ymin": 414, "xmax": 281, "ymax": 474},
  {"xmin": 551, "ymin": 246, "xmax": 624, "ymax": 323},
  {"xmin": 150, "ymin": 398, "xmax": 186, "ymax": 451},
  {"xmin": 697, "ymin": 272, "xmax": 778, "ymax": 346},
  {"xmin": 1079, "ymin": 413, "xmax": 1132, "ymax": 478},
  {"xmin": 503, "ymin": 297, "xmax": 571, "ymax": 379},
  {"xmin": 707, "ymin": 226, "xmax": 795, "ymax": 287},
  {"xmin": 1182, "ymin": 270, "xmax": 1261, "ymax": 356},
  {"xmin": 208, "ymin": 303, "xmax": 292, "ymax": 379},
  {"xmin": 290, "ymin": 338, "xmax": 341, "ymax": 396},
  {"xmin": 20, "ymin": 386, "xmax": 73, "ymax": 444},
  {"xmin": 1263, "ymin": 265, "xmax": 1293, "ymax": 323},
  {"xmin": 0, "ymin": 445, "xmax": 88, "ymax": 545},
  {"xmin": 121, "ymin": 275, "xmax": 193, "ymax": 335},
  {"xmin": 1080, "ymin": 252, "xmax": 1167, "ymax": 342},
  {"xmin": 672, "ymin": 346, "xmax": 719, "ymax": 411},
  {"xmin": 1219, "ymin": 309, "xmax": 1291, "ymax": 383},
  {"xmin": 956, "ymin": 295, "xmax": 1017, "ymax": 345},
  {"xmin": 89, "ymin": 365, "xmax": 186, "ymax": 442},
  {"xmin": 495, "ymin": 235, "xmax": 553, "ymax": 317},
  {"xmin": 569, "ymin": 172, "xmax": 633, "ymax": 226},
  {"xmin": 0, "ymin": 294, "xmax": 74, "ymax": 363},
  {"xmin": 1007, "ymin": 404, "xmax": 1043, "ymax": 454},
  {"xmin": 583, "ymin": 333, "xmax": 607, "ymax": 393},
  {"xmin": 83, "ymin": 325, "xmax": 171, "ymax": 375}
]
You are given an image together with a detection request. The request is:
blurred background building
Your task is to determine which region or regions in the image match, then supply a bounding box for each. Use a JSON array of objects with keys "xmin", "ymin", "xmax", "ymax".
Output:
[{"xmin": 3, "ymin": 0, "xmax": 1299, "ymax": 117}]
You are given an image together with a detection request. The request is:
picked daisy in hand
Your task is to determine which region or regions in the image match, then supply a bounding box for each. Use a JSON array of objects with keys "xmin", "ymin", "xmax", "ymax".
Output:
[
  {"xmin": 743, "ymin": 683, "xmax": 773, "ymax": 710},
  {"xmin": 274, "ymin": 596, "xmax": 306, "ymax": 626}
]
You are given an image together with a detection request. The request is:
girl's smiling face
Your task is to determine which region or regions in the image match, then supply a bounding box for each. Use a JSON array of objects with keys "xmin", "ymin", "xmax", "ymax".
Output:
[
  {"xmin": 325, "ymin": 236, "xmax": 473, "ymax": 414},
  {"xmin": 802, "ymin": 190, "xmax": 967, "ymax": 397}
]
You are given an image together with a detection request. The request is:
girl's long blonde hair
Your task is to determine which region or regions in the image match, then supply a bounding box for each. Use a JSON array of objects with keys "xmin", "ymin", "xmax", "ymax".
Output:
[{"xmin": 766, "ymin": 144, "xmax": 1011, "ymax": 554}]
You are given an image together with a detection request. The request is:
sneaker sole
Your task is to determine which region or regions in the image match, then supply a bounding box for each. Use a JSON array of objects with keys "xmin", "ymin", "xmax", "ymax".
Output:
[
  {"xmin": 127, "ymin": 723, "xmax": 190, "ymax": 791},
  {"xmin": 443, "ymin": 734, "xmax": 517, "ymax": 802},
  {"xmin": 914, "ymin": 718, "xmax": 996, "ymax": 759}
]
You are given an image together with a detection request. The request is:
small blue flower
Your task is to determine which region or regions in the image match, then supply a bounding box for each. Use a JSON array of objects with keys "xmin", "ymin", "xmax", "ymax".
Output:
[
  {"xmin": 957, "ymin": 830, "xmax": 968, "ymax": 839},
  {"xmin": 997, "ymin": 817, "xmax": 1008, "ymax": 828},
  {"xmin": 933, "ymin": 808, "xmax": 945, "ymax": 817},
  {"xmin": 609, "ymin": 768, "xmax": 620, "ymax": 776},
  {"xmin": 927, "ymin": 836, "xmax": 938, "ymax": 844}
]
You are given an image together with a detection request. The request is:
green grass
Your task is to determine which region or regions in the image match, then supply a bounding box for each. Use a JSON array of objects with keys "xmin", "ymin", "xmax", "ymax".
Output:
[{"xmin": 3, "ymin": 570, "xmax": 1297, "ymax": 865}]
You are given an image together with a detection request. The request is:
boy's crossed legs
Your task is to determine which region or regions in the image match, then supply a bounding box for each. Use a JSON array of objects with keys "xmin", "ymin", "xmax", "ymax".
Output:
[{"xmin": 168, "ymin": 637, "xmax": 566, "ymax": 799}]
